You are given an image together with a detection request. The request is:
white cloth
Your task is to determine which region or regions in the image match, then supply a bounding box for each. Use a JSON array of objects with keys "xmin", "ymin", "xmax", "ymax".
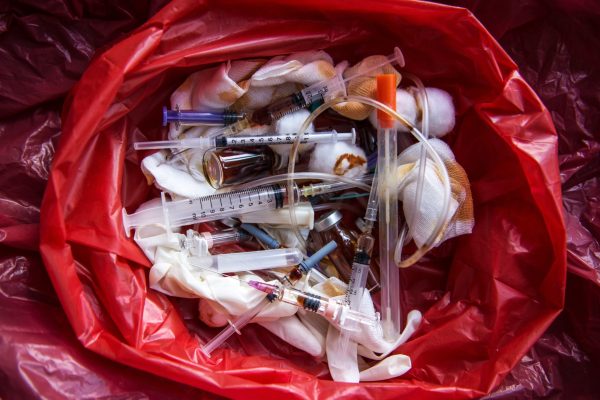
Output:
[
  {"xmin": 396, "ymin": 138, "xmax": 473, "ymax": 248},
  {"xmin": 141, "ymin": 152, "xmax": 215, "ymax": 198},
  {"xmin": 135, "ymin": 222, "xmax": 322, "ymax": 356}
]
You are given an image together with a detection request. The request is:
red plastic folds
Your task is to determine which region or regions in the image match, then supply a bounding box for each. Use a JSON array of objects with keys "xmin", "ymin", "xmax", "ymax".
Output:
[{"xmin": 14, "ymin": 0, "xmax": 565, "ymax": 398}]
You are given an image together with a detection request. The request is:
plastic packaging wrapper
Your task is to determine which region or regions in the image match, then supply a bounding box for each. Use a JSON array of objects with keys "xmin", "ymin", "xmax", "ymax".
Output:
[{"xmin": 2, "ymin": 0, "xmax": 599, "ymax": 399}]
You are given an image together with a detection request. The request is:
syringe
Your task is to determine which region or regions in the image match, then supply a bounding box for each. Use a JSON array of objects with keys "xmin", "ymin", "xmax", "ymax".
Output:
[
  {"xmin": 200, "ymin": 241, "xmax": 337, "ymax": 357},
  {"xmin": 336, "ymin": 167, "xmax": 379, "ymax": 353},
  {"xmin": 181, "ymin": 48, "xmax": 405, "ymax": 136},
  {"xmin": 122, "ymin": 179, "xmax": 368, "ymax": 237},
  {"xmin": 162, "ymin": 106, "xmax": 245, "ymax": 129},
  {"xmin": 133, "ymin": 130, "xmax": 356, "ymax": 151},
  {"xmin": 248, "ymin": 280, "xmax": 380, "ymax": 331},
  {"xmin": 188, "ymin": 247, "xmax": 302, "ymax": 274},
  {"xmin": 345, "ymin": 169, "xmax": 378, "ymax": 309}
]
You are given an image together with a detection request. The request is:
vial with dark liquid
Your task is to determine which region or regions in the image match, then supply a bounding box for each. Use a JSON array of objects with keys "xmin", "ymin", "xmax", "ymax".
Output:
[
  {"xmin": 200, "ymin": 146, "xmax": 285, "ymax": 189},
  {"xmin": 314, "ymin": 210, "xmax": 379, "ymax": 291}
]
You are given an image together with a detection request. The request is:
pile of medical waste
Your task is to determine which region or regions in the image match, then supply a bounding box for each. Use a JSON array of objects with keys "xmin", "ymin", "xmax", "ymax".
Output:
[{"xmin": 125, "ymin": 48, "xmax": 473, "ymax": 382}]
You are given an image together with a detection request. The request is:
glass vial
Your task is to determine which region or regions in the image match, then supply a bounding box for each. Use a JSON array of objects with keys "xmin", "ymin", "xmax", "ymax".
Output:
[
  {"xmin": 314, "ymin": 210, "xmax": 379, "ymax": 291},
  {"xmin": 196, "ymin": 146, "xmax": 284, "ymax": 189}
]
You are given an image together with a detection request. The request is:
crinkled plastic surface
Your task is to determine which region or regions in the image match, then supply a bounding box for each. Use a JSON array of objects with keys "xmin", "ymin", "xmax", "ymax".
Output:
[{"xmin": 2, "ymin": 0, "xmax": 599, "ymax": 399}]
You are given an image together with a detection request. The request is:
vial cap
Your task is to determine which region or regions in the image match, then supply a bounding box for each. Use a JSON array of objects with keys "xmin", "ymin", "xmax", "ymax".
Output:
[
  {"xmin": 376, "ymin": 74, "xmax": 397, "ymax": 129},
  {"xmin": 314, "ymin": 210, "xmax": 343, "ymax": 232}
]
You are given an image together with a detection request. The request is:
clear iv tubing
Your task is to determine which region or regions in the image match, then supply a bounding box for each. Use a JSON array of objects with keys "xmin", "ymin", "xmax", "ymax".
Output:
[
  {"xmin": 188, "ymin": 247, "xmax": 303, "ymax": 274},
  {"xmin": 232, "ymin": 172, "xmax": 371, "ymax": 192},
  {"xmin": 395, "ymin": 73, "xmax": 431, "ymax": 266},
  {"xmin": 286, "ymin": 95, "xmax": 452, "ymax": 269}
]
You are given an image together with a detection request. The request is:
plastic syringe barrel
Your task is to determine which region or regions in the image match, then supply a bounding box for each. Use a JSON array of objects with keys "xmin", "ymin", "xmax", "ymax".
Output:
[
  {"xmin": 239, "ymin": 223, "xmax": 280, "ymax": 249},
  {"xmin": 133, "ymin": 136, "xmax": 214, "ymax": 150},
  {"xmin": 215, "ymin": 130, "xmax": 356, "ymax": 147},
  {"xmin": 162, "ymin": 106, "xmax": 244, "ymax": 127},
  {"xmin": 189, "ymin": 247, "xmax": 303, "ymax": 273},
  {"xmin": 336, "ymin": 302, "xmax": 380, "ymax": 330},
  {"xmin": 134, "ymin": 130, "xmax": 356, "ymax": 151}
]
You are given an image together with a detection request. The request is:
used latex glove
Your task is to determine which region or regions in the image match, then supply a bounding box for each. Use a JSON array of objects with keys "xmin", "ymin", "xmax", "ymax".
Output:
[
  {"xmin": 296, "ymin": 309, "xmax": 329, "ymax": 358},
  {"xmin": 149, "ymin": 248, "xmax": 295, "ymax": 317},
  {"xmin": 307, "ymin": 277, "xmax": 421, "ymax": 382},
  {"xmin": 136, "ymin": 224, "xmax": 324, "ymax": 355},
  {"xmin": 133, "ymin": 220, "xmax": 183, "ymax": 263},
  {"xmin": 232, "ymin": 50, "xmax": 336, "ymax": 117},
  {"xmin": 247, "ymin": 50, "xmax": 335, "ymax": 87},
  {"xmin": 196, "ymin": 270, "xmax": 324, "ymax": 357},
  {"xmin": 258, "ymin": 316, "xmax": 323, "ymax": 357},
  {"xmin": 141, "ymin": 151, "xmax": 215, "ymax": 198},
  {"xmin": 396, "ymin": 138, "xmax": 474, "ymax": 248}
]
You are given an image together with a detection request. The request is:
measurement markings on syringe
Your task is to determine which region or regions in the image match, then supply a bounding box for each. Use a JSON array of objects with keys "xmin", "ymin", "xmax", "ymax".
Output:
[{"xmin": 188, "ymin": 185, "xmax": 280, "ymax": 221}]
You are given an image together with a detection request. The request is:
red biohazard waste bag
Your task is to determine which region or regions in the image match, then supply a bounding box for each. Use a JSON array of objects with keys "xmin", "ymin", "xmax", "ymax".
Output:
[{"xmin": 39, "ymin": 0, "xmax": 565, "ymax": 398}]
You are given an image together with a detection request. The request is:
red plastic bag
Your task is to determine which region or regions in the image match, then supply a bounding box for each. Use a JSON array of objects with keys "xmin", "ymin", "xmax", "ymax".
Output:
[{"xmin": 39, "ymin": 0, "xmax": 565, "ymax": 398}]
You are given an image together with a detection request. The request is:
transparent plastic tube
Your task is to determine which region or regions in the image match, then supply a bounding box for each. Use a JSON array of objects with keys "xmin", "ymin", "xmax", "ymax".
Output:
[
  {"xmin": 162, "ymin": 106, "xmax": 245, "ymax": 128},
  {"xmin": 134, "ymin": 137, "xmax": 214, "ymax": 150},
  {"xmin": 394, "ymin": 73, "xmax": 430, "ymax": 266},
  {"xmin": 133, "ymin": 130, "xmax": 356, "ymax": 151},
  {"xmin": 376, "ymin": 74, "xmax": 401, "ymax": 340},
  {"xmin": 188, "ymin": 247, "xmax": 302, "ymax": 273}
]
